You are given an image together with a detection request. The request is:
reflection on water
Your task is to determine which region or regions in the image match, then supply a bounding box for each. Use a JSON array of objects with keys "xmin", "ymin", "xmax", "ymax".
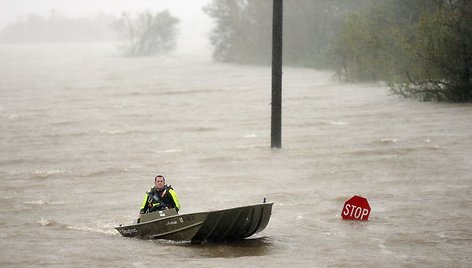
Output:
[{"xmin": 168, "ymin": 236, "xmax": 275, "ymax": 258}]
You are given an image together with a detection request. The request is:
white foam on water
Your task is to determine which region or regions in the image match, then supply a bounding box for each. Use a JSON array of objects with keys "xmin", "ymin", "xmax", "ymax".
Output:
[{"xmin": 67, "ymin": 224, "xmax": 117, "ymax": 236}]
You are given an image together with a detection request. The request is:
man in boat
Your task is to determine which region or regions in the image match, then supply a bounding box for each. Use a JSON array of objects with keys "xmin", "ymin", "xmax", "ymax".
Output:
[{"xmin": 139, "ymin": 175, "xmax": 180, "ymax": 218}]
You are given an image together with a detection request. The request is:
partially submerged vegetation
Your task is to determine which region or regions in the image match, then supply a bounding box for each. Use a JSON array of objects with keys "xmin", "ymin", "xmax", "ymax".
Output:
[
  {"xmin": 204, "ymin": 0, "xmax": 472, "ymax": 102},
  {"xmin": 1, "ymin": 1, "xmax": 469, "ymax": 102},
  {"xmin": 0, "ymin": 10, "xmax": 180, "ymax": 57},
  {"xmin": 112, "ymin": 10, "xmax": 179, "ymax": 57}
]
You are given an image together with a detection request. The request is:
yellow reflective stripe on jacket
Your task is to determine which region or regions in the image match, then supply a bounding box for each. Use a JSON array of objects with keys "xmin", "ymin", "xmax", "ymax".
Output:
[
  {"xmin": 140, "ymin": 194, "xmax": 149, "ymax": 211},
  {"xmin": 168, "ymin": 188, "xmax": 180, "ymax": 210}
]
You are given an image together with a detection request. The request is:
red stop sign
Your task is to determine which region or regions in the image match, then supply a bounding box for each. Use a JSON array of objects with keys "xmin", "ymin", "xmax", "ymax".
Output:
[{"xmin": 341, "ymin": 195, "xmax": 371, "ymax": 221}]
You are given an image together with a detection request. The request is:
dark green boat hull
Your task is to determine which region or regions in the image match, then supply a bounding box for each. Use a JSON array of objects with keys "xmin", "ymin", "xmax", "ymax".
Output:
[{"xmin": 115, "ymin": 202, "xmax": 273, "ymax": 243}]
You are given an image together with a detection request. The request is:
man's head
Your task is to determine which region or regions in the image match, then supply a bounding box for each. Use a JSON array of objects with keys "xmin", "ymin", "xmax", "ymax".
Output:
[{"xmin": 154, "ymin": 175, "xmax": 166, "ymax": 190}]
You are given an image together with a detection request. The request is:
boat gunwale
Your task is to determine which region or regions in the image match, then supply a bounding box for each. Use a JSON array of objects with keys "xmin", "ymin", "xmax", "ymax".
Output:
[{"xmin": 116, "ymin": 202, "xmax": 273, "ymax": 229}]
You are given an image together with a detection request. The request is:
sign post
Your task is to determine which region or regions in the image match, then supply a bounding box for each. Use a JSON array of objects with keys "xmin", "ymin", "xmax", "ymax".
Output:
[
  {"xmin": 341, "ymin": 195, "xmax": 371, "ymax": 221},
  {"xmin": 271, "ymin": 0, "xmax": 283, "ymax": 148}
]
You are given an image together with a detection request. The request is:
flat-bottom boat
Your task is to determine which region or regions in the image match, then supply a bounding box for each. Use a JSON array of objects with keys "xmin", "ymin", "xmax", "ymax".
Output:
[{"xmin": 115, "ymin": 202, "xmax": 273, "ymax": 243}]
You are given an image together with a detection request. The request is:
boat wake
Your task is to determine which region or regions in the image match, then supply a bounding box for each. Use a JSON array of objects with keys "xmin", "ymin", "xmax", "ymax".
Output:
[
  {"xmin": 37, "ymin": 217, "xmax": 117, "ymax": 235},
  {"xmin": 67, "ymin": 224, "xmax": 117, "ymax": 236}
]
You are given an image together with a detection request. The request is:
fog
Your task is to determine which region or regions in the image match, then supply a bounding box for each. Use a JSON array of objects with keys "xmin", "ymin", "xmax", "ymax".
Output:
[{"xmin": 0, "ymin": 0, "xmax": 213, "ymax": 54}]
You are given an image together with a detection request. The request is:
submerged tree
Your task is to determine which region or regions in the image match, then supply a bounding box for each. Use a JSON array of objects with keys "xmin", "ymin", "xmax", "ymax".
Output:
[
  {"xmin": 203, "ymin": 0, "xmax": 269, "ymax": 64},
  {"xmin": 112, "ymin": 10, "xmax": 179, "ymax": 57},
  {"xmin": 391, "ymin": 0, "xmax": 472, "ymax": 102},
  {"xmin": 332, "ymin": 0, "xmax": 472, "ymax": 102},
  {"xmin": 203, "ymin": 0, "xmax": 373, "ymax": 67},
  {"xmin": 203, "ymin": 0, "xmax": 471, "ymax": 102}
]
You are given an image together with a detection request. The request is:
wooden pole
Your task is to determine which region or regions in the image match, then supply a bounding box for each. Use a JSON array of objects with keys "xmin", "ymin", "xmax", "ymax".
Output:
[{"xmin": 271, "ymin": 0, "xmax": 283, "ymax": 148}]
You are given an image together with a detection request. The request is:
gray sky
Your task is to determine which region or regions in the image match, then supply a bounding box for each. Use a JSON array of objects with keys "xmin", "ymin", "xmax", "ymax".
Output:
[{"xmin": 0, "ymin": 0, "xmax": 213, "ymax": 40}]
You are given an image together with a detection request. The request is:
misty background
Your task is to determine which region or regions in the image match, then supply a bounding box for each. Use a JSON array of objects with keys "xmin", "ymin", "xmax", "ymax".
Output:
[
  {"xmin": 2, "ymin": 0, "xmax": 470, "ymax": 102},
  {"xmin": 0, "ymin": 0, "xmax": 213, "ymax": 55}
]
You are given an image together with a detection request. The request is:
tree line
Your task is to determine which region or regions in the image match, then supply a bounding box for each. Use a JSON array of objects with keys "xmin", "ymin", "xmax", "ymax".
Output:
[
  {"xmin": 111, "ymin": 10, "xmax": 179, "ymax": 57},
  {"xmin": 0, "ymin": 13, "xmax": 116, "ymax": 43},
  {"xmin": 0, "ymin": 10, "xmax": 179, "ymax": 57},
  {"xmin": 204, "ymin": 0, "xmax": 472, "ymax": 102},
  {"xmin": 2, "ymin": 1, "xmax": 470, "ymax": 102}
]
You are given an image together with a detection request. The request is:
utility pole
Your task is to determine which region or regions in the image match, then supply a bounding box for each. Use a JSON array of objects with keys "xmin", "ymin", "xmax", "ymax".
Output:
[{"xmin": 271, "ymin": 0, "xmax": 283, "ymax": 148}]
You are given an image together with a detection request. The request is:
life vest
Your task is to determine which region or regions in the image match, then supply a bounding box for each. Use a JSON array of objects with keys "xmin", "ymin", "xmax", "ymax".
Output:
[{"xmin": 140, "ymin": 185, "xmax": 180, "ymax": 213}]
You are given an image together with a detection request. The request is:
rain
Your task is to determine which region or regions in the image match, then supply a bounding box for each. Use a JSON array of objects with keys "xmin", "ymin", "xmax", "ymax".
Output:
[{"xmin": 0, "ymin": 1, "xmax": 471, "ymax": 267}]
